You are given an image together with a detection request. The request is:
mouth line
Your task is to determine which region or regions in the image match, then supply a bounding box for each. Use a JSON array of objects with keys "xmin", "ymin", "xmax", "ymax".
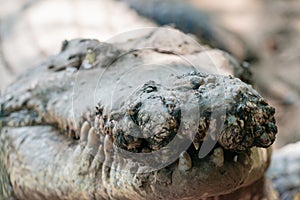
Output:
[
  {"xmin": 77, "ymin": 115, "xmax": 271, "ymax": 198},
  {"xmin": 78, "ymin": 73, "xmax": 278, "ymax": 175}
]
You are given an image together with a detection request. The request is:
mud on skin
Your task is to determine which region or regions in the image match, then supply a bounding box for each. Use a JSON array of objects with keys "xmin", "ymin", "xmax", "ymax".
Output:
[{"xmin": 0, "ymin": 28, "xmax": 277, "ymax": 199}]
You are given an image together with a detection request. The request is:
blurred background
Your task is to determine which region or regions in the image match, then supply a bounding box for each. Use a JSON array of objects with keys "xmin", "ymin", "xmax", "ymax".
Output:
[{"xmin": 0, "ymin": 0, "xmax": 299, "ymax": 150}]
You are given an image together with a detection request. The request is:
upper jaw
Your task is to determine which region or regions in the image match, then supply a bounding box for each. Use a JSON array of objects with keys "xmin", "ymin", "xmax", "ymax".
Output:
[{"xmin": 106, "ymin": 72, "xmax": 277, "ymax": 156}]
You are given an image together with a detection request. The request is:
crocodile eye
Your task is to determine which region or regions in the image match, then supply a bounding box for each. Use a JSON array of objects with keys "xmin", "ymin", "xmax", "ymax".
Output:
[
  {"xmin": 144, "ymin": 85, "xmax": 157, "ymax": 93},
  {"xmin": 143, "ymin": 81, "xmax": 158, "ymax": 93}
]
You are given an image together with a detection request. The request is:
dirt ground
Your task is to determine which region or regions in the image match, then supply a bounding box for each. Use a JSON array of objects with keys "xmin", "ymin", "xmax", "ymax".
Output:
[{"xmin": 0, "ymin": 0, "xmax": 299, "ymax": 150}]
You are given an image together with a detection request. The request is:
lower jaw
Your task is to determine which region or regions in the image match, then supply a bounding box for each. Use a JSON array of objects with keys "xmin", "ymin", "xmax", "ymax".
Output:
[
  {"xmin": 207, "ymin": 177, "xmax": 278, "ymax": 200},
  {"xmin": 109, "ymin": 145, "xmax": 272, "ymax": 199},
  {"xmin": 1, "ymin": 124, "xmax": 272, "ymax": 200}
]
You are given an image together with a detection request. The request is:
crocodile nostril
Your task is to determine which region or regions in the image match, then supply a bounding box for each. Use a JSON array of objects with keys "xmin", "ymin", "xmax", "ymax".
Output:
[{"xmin": 48, "ymin": 65, "xmax": 54, "ymax": 69}]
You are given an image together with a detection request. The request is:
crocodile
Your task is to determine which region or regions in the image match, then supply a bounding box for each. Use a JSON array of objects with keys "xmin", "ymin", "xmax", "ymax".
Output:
[{"xmin": 0, "ymin": 27, "xmax": 278, "ymax": 199}]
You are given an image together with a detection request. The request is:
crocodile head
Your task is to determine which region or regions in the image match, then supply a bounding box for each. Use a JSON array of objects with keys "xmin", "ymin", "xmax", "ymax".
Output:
[{"xmin": 0, "ymin": 28, "xmax": 277, "ymax": 199}]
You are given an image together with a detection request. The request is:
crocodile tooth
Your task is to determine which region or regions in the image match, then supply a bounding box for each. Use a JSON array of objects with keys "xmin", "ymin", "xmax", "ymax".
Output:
[
  {"xmin": 80, "ymin": 121, "xmax": 90, "ymax": 142},
  {"xmin": 87, "ymin": 127, "xmax": 100, "ymax": 147},
  {"xmin": 94, "ymin": 117, "xmax": 100, "ymax": 129},
  {"xmin": 98, "ymin": 144, "xmax": 105, "ymax": 163},
  {"xmin": 193, "ymin": 141, "xmax": 200, "ymax": 150},
  {"xmin": 103, "ymin": 134, "xmax": 114, "ymax": 182},
  {"xmin": 211, "ymin": 147, "xmax": 224, "ymax": 167},
  {"xmin": 178, "ymin": 151, "xmax": 192, "ymax": 172},
  {"xmin": 90, "ymin": 144, "xmax": 104, "ymax": 171},
  {"xmin": 233, "ymin": 155, "xmax": 238, "ymax": 163},
  {"xmin": 104, "ymin": 134, "xmax": 113, "ymax": 154}
]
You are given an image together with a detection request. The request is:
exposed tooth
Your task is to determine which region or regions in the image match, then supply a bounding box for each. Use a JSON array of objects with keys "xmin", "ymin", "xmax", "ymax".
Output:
[
  {"xmin": 99, "ymin": 117, "xmax": 105, "ymax": 129},
  {"xmin": 90, "ymin": 144, "xmax": 104, "ymax": 171},
  {"xmin": 104, "ymin": 134, "xmax": 113, "ymax": 154},
  {"xmin": 233, "ymin": 155, "xmax": 238, "ymax": 163},
  {"xmin": 102, "ymin": 134, "xmax": 114, "ymax": 184},
  {"xmin": 79, "ymin": 128, "xmax": 99, "ymax": 173},
  {"xmin": 178, "ymin": 151, "xmax": 192, "ymax": 172},
  {"xmin": 80, "ymin": 121, "xmax": 90, "ymax": 142},
  {"xmin": 94, "ymin": 117, "xmax": 100, "ymax": 129},
  {"xmin": 211, "ymin": 147, "xmax": 224, "ymax": 167},
  {"xmin": 99, "ymin": 134, "xmax": 104, "ymax": 145},
  {"xmin": 98, "ymin": 144, "xmax": 105, "ymax": 162},
  {"xmin": 87, "ymin": 127, "xmax": 100, "ymax": 147},
  {"xmin": 193, "ymin": 141, "xmax": 200, "ymax": 150},
  {"xmin": 75, "ymin": 130, "xmax": 80, "ymax": 139}
]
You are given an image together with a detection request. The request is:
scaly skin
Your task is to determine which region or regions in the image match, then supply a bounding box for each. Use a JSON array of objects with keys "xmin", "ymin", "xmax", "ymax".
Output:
[{"xmin": 0, "ymin": 28, "xmax": 277, "ymax": 199}]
